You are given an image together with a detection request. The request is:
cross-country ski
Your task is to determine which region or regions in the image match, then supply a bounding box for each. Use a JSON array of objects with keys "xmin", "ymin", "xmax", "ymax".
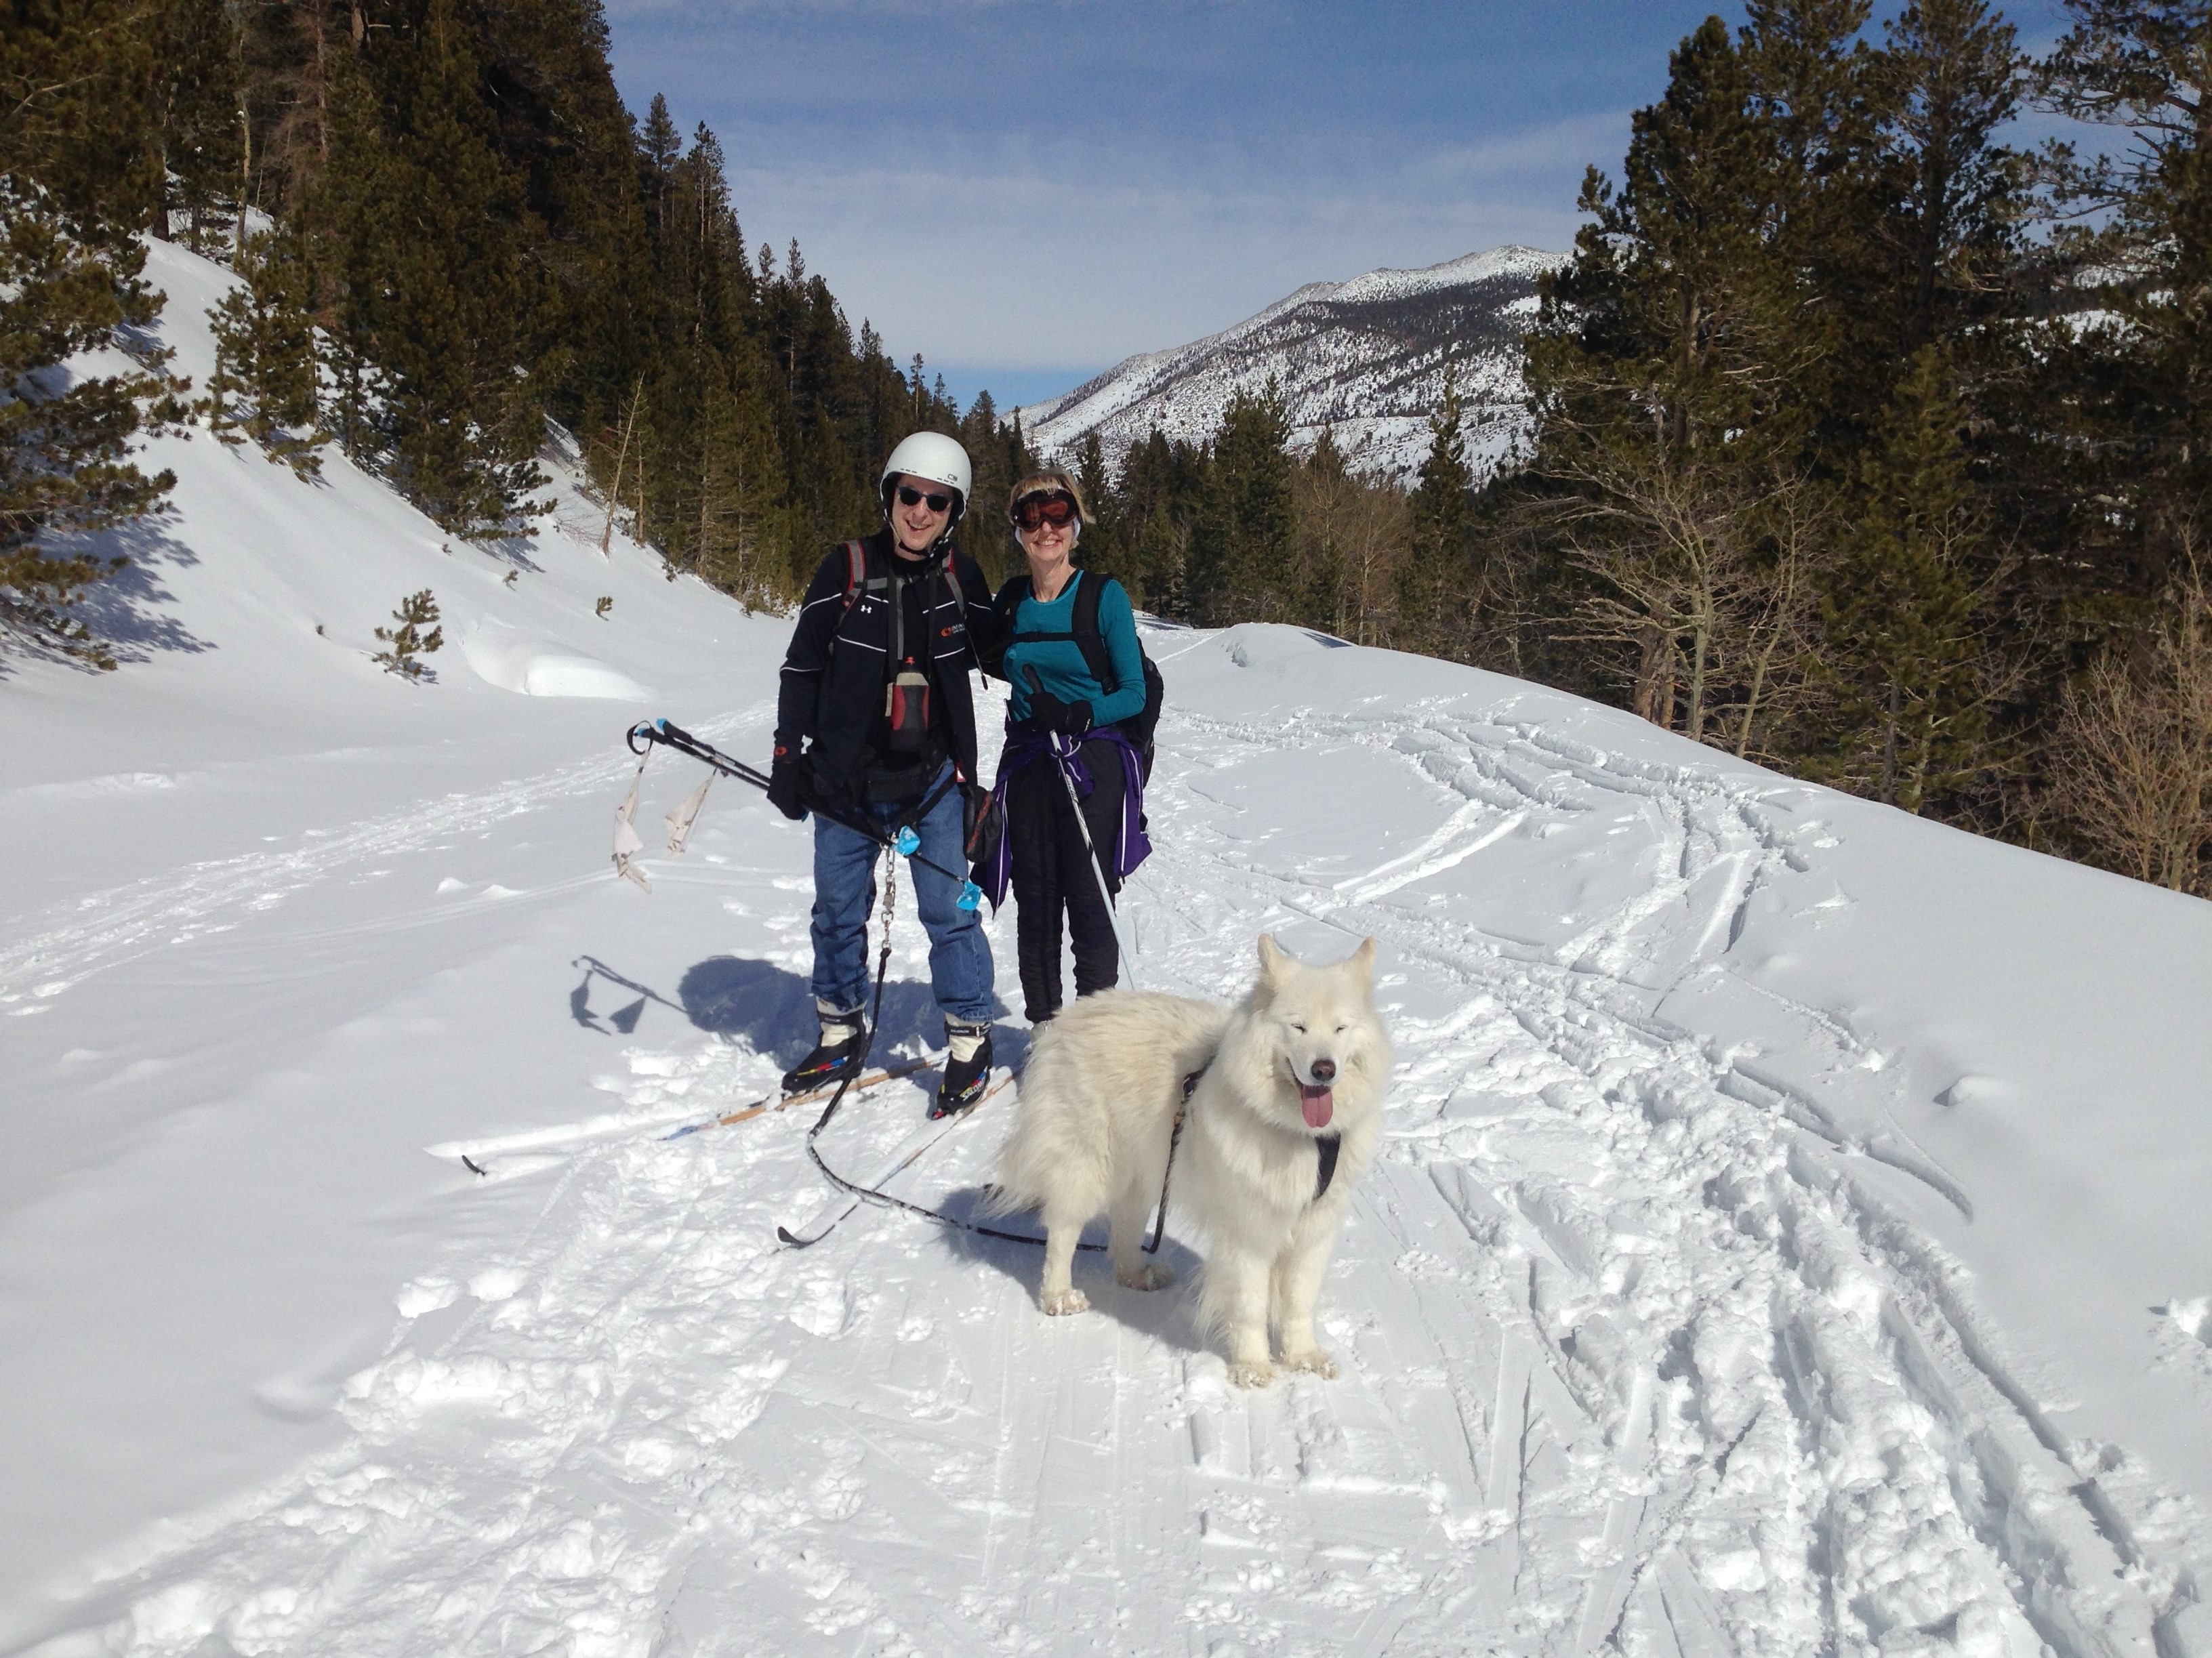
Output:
[{"xmin": 775, "ymin": 1070, "xmax": 1016, "ymax": 1249}]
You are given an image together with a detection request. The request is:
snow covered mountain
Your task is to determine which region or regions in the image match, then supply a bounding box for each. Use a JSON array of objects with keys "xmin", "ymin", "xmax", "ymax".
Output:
[
  {"xmin": 1020, "ymin": 245, "xmax": 1564, "ymax": 481},
  {"xmin": 7, "ymin": 239, "xmax": 2212, "ymax": 1657}
]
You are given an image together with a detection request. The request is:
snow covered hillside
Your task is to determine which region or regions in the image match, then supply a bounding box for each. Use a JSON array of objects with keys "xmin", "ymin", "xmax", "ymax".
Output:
[
  {"xmin": 1020, "ymin": 246, "xmax": 1563, "ymax": 482},
  {"xmin": 6, "ymin": 241, "xmax": 2212, "ymax": 1658}
]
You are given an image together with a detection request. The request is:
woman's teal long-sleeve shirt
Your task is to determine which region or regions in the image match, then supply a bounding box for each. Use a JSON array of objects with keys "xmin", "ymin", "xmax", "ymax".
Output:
[{"xmin": 1001, "ymin": 571, "xmax": 1146, "ymax": 727}]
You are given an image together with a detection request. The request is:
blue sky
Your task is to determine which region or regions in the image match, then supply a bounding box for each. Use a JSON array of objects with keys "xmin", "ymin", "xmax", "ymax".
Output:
[{"xmin": 605, "ymin": 1, "xmax": 2074, "ymax": 413}]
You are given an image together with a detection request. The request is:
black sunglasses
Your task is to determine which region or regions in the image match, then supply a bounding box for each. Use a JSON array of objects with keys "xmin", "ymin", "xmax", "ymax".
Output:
[
  {"xmin": 1012, "ymin": 491, "xmax": 1078, "ymax": 531},
  {"xmin": 895, "ymin": 484, "xmax": 956, "ymax": 513}
]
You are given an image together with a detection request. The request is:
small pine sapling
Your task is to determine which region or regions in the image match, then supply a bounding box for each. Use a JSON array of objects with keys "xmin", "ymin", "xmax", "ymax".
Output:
[
  {"xmin": 373, "ymin": 589, "xmax": 444, "ymax": 680},
  {"xmin": 595, "ymin": 596, "xmax": 613, "ymax": 618}
]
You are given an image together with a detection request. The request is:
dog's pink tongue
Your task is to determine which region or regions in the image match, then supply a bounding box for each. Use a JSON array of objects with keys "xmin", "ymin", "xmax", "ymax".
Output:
[{"xmin": 1300, "ymin": 1084, "xmax": 1334, "ymax": 1129}]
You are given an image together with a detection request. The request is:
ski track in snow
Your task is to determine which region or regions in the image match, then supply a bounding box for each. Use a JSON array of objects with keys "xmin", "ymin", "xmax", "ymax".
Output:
[
  {"xmin": 0, "ymin": 716, "xmax": 754, "ymax": 1016},
  {"xmin": 37, "ymin": 701, "xmax": 2205, "ymax": 1658}
]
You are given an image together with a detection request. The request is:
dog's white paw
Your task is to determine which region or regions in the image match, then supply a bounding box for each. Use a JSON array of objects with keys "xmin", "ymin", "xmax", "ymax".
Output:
[
  {"xmin": 1227, "ymin": 1359, "xmax": 1275, "ymax": 1389},
  {"xmin": 1114, "ymin": 1261, "xmax": 1174, "ymax": 1291},
  {"xmin": 1040, "ymin": 1286, "xmax": 1090, "ymax": 1316},
  {"xmin": 1280, "ymin": 1348, "xmax": 1338, "ymax": 1380}
]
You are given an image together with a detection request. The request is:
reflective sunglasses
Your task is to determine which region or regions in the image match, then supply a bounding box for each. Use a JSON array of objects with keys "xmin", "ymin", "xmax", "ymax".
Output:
[
  {"xmin": 1012, "ymin": 491, "xmax": 1078, "ymax": 531},
  {"xmin": 895, "ymin": 484, "xmax": 955, "ymax": 514}
]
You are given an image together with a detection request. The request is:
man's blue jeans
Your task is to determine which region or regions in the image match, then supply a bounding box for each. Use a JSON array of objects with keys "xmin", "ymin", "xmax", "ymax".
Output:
[{"xmin": 809, "ymin": 763, "xmax": 995, "ymax": 1025}]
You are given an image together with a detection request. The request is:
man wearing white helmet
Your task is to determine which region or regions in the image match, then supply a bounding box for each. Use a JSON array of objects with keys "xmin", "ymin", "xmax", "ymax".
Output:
[{"xmin": 769, "ymin": 431, "xmax": 1006, "ymax": 1117}]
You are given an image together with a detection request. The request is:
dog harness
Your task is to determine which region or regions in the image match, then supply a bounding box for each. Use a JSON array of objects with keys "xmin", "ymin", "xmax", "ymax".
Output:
[
  {"xmin": 1313, "ymin": 1134, "xmax": 1342, "ymax": 1203},
  {"xmin": 1181, "ymin": 1066, "xmax": 1341, "ymax": 1205}
]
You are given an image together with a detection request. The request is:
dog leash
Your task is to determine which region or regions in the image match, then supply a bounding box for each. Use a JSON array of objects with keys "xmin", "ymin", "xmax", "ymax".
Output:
[
  {"xmin": 796, "ymin": 1066, "xmax": 1205, "ymax": 1256},
  {"xmin": 787, "ymin": 844, "xmax": 901, "ymax": 1217},
  {"xmin": 796, "ymin": 1060, "xmax": 1345, "ymax": 1253}
]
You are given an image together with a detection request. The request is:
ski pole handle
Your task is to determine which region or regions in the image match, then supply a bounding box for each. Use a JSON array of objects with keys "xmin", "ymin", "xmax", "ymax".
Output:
[{"xmin": 621, "ymin": 719, "xmax": 976, "ymax": 889}]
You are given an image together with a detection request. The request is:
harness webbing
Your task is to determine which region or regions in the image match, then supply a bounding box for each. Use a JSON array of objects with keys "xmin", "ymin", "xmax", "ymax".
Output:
[{"xmin": 1314, "ymin": 1133, "xmax": 1343, "ymax": 1203}]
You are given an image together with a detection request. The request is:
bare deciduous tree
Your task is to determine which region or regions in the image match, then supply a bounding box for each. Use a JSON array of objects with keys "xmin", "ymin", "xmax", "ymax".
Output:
[
  {"xmin": 1536, "ymin": 438, "xmax": 1826, "ymax": 757},
  {"xmin": 1293, "ymin": 439, "xmax": 1409, "ymax": 646},
  {"xmin": 2047, "ymin": 563, "xmax": 2212, "ymax": 895}
]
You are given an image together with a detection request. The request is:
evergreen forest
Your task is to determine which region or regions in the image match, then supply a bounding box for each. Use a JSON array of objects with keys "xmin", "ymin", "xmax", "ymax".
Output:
[{"xmin": 5, "ymin": 0, "xmax": 2212, "ymax": 896}]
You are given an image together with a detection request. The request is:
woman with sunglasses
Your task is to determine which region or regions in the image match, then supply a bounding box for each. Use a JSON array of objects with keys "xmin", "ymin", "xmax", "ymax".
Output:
[{"xmin": 979, "ymin": 469, "xmax": 1152, "ymax": 1025}]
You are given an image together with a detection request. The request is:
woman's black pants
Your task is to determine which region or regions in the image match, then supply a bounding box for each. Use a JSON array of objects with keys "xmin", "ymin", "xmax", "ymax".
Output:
[{"xmin": 1005, "ymin": 740, "xmax": 1126, "ymax": 1023}]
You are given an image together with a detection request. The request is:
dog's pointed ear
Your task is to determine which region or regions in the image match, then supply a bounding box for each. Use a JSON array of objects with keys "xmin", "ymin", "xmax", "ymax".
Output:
[
  {"xmin": 1256, "ymin": 933, "xmax": 1289, "ymax": 989},
  {"xmin": 1352, "ymin": 936, "xmax": 1377, "ymax": 977}
]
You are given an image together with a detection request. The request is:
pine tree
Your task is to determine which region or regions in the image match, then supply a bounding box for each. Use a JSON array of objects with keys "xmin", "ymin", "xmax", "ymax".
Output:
[
  {"xmin": 1073, "ymin": 430, "xmax": 1130, "ymax": 597},
  {"xmin": 1189, "ymin": 379, "xmax": 1294, "ymax": 625},
  {"xmin": 1115, "ymin": 426, "xmax": 1205, "ymax": 621},
  {"xmin": 1, "ymin": 0, "xmax": 181, "ymax": 665},
  {"xmin": 469, "ymin": 0, "xmax": 661, "ymax": 448},
  {"xmin": 1814, "ymin": 348, "xmax": 1990, "ymax": 810},
  {"xmin": 312, "ymin": 0, "xmax": 546, "ymax": 536},
  {"xmin": 1874, "ymin": 0, "xmax": 2027, "ymax": 360},
  {"xmin": 1521, "ymin": 16, "xmax": 1824, "ymax": 737},
  {"xmin": 373, "ymin": 587, "xmax": 443, "ymax": 679},
  {"xmin": 207, "ymin": 227, "xmax": 326, "ymax": 476},
  {"xmin": 2039, "ymin": 1, "xmax": 2212, "ymax": 597},
  {"xmin": 960, "ymin": 393, "xmax": 1029, "ymax": 590},
  {"xmin": 690, "ymin": 362, "xmax": 789, "ymax": 610},
  {"xmin": 1395, "ymin": 370, "xmax": 1477, "ymax": 655},
  {"xmin": 250, "ymin": 0, "xmax": 345, "ymax": 221},
  {"xmin": 152, "ymin": 0, "xmax": 247, "ymax": 249}
]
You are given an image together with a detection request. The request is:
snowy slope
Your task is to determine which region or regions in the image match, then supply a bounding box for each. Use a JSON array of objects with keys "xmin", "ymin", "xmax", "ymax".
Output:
[
  {"xmin": 1019, "ymin": 245, "xmax": 1563, "ymax": 482},
  {"xmin": 5, "ymin": 243, "xmax": 2212, "ymax": 1658}
]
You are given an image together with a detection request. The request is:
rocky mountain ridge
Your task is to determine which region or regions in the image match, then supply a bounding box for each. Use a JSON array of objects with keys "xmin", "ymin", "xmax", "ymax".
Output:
[{"xmin": 1019, "ymin": 244, "xmax": 1565, "ymax": 481}]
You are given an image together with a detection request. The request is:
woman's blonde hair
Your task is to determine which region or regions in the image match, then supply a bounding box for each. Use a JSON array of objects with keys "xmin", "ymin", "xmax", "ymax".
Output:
[{"xmin": 1007, "ymin": 468, "xmax": 1088, "ymax": 531}]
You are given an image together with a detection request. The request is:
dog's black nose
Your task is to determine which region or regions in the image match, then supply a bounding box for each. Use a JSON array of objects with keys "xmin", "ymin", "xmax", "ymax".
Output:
[{"xmin": 1310, "ymin": 1058, "xmax": 1336, "ymax": 1083}]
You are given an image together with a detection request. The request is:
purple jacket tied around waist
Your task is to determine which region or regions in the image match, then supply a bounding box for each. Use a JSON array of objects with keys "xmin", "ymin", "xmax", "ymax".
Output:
[{"xmin": 980, "ymin": 726, "xmax": 1151, "ymax": 908}]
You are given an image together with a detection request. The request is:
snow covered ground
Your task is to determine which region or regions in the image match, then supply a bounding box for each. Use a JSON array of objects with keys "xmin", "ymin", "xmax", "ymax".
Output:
[{"xmin": 5, "ymin": 243, "xmax": 2212, "ymax": 1657}]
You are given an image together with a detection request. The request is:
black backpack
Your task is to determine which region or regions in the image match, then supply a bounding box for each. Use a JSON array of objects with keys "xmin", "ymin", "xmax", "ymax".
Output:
[{"xmin": 1000, "ymin": 570, "xmax": 1164, "ymax": 780}]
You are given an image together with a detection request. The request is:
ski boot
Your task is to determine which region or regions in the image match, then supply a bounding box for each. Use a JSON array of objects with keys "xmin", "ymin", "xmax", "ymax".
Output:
[
  {"xmin": 932, "ymin": 1019, "xmax": 994, "ymax": 1119},
  {"xmin": 782, "ymin": 1001, "xmax": 866, "ymax": 1096}
]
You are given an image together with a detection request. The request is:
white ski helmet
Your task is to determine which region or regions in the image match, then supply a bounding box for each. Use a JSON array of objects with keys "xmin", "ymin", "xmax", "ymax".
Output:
[{"xmin": 880, "ymin": 430, "xmax": 972, "ymax": 532}]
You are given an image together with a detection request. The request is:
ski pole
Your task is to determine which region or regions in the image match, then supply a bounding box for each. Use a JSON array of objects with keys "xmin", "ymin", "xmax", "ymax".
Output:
[
  {"xmin": 1021, "ymin": 669, "xmax": 1141, "ymax": 991},
  {"xmin": 626, "ymin": 720, "xmax": 981, "ymax": 906}
]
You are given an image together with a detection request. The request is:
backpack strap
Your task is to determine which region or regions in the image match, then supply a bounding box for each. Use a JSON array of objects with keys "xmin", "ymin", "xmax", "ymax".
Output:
[
  {"xmin": 1069, "ymin": 572, "xmax": 1119, "ymax": 695},
  {"xmin": 1005, "ymin": 571, "xmax": 1120, "ymax": 695},
  {"xmin": 830, "ymin": 538, "xmax": 901, "ymax": 677}
]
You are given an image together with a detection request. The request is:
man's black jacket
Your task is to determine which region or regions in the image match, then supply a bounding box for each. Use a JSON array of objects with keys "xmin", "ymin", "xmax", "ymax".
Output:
[{"xmin": 773, "ymin": 529, "xmax": 1005, "ymax": 801}]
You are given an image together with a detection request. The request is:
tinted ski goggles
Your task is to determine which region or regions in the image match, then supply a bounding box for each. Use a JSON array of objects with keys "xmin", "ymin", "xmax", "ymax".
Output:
[
  {"xmin": 1012, "ymin": 491, "xmax": 1078, "ymax": 531},
  {"xmin": 895, "ymin": 484, "xmax": 956, "ymax": 513}
]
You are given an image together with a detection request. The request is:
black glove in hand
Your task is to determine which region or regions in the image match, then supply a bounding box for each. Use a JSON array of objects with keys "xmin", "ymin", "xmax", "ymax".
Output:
[
  {"xmin": 766, "ymin": 751, "xmax": 812, "ymax": 821},
  {"xmin": 1027, "ymin": 688, "xmax": 1094, "ymax": 736}
]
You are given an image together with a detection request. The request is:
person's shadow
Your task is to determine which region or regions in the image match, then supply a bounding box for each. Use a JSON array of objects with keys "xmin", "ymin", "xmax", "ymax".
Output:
[
  {"xmin": 675, "ymin": 955, "xmax": 1026, "ymax": 1070},
  {"xmin": 571, "ymin": 953, "xmax": 1024, "ymax": 1071}
]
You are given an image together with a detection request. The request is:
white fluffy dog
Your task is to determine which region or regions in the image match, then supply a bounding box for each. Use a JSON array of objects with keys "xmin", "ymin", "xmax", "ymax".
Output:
[{"xmin": 990, "ymin": 936, "xmax": 1392, "ymax": 1387}]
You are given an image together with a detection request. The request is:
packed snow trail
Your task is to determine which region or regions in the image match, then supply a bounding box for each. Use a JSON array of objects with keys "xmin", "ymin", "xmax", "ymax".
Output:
[{"xmin": 11, "ymin": 627, "xmax": 2210, "ymax": 1658}]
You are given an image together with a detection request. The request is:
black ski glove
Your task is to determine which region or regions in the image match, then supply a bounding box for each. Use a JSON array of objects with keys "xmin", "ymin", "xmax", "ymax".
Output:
[
  {"xmin": 1027, "ymin": 688, "xmax": 1094, "ymax": 737},
  {"xmin": 766, "ymin": 749, "xmax": 812, "ymax": 821}
]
